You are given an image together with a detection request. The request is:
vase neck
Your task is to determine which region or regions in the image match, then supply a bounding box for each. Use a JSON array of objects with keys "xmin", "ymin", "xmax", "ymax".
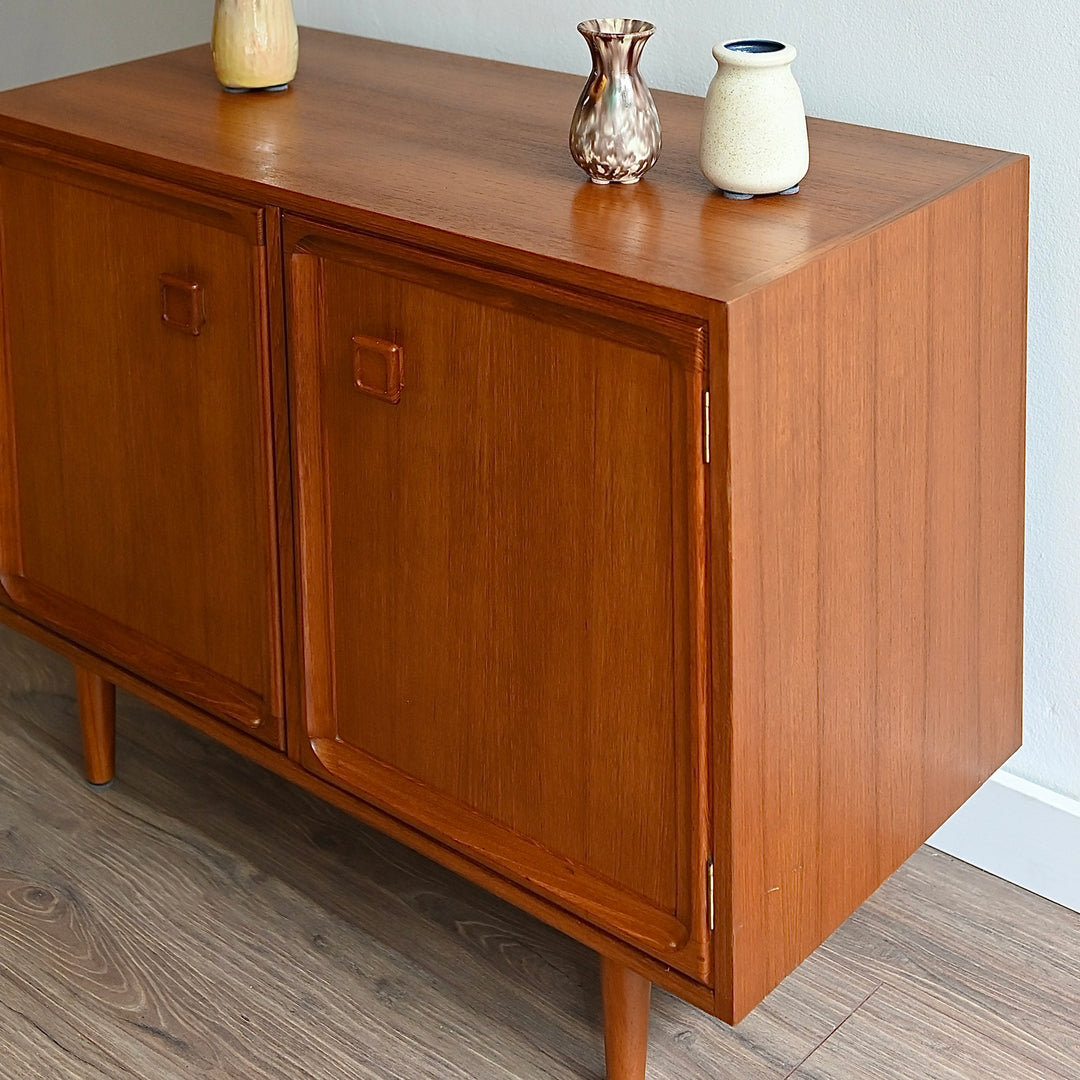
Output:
[
  {"xmin": 713, "ymin": 39, "xmax": 796, "ymax": 70},
  {"xmin": 585, "ymin": 33, "xmax": 649, "ymax": 78},
  {"xmin": 578, "ymin": 19, "xmax": 654, "ymax": 78}
]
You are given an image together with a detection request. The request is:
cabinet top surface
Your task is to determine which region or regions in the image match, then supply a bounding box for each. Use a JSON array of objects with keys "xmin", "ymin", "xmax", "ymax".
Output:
[{"xmin": 0, "ymin": 29, "xmax": 1021, "ymax": 302}]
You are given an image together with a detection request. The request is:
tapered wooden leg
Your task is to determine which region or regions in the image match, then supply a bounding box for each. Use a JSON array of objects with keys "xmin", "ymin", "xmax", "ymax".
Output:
[
  {"xmin": 601, "ymin": 957, "xmax": 651, "ymax": 1080},
  {"xmin": 75, "ymin": 666, "xmax": 116, "ymax": 786}
]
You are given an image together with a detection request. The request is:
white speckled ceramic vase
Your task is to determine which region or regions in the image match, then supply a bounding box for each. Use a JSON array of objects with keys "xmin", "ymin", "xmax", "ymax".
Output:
[
  {"xmin": 212, "ymin": 0, "xmax": 299, "ymax": 92},
  {"xmin": 699, "ymin": 39, "xmax": 808, "ymax": 199}
]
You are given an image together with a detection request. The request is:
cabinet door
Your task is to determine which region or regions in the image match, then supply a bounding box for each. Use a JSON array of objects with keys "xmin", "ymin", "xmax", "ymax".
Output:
[
  {"xmin": 287, "ymin": 220, "xmax": 712, "ymax": 981},
  {"xmin": 0, "ymin": 154, "xmax": 284, "ymax": 743}
]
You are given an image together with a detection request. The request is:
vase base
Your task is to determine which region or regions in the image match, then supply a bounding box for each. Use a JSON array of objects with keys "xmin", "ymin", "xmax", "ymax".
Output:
[
  {"xmin": 721, "ymin": 183, "xmax": 800, "ymax": 200},
  {"xmin": 222, "ymin": 83, "xmax": 291, "ymax": 93},
  {"xmin": 588, "ymin": 176, "xmax": 643, "ymax": 186}
]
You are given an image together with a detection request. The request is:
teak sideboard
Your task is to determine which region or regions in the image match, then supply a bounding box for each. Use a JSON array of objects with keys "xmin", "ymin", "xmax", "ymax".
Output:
[{"xmin": 0, "ymin": 29, "xmax": 1026, "ymax": 1079}]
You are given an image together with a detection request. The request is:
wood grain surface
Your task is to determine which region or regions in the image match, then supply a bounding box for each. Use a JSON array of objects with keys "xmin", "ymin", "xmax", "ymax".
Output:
[
  {"xmin": 0, "ymin": 151, "xmax": 285, "ymax": 743},
  {"xmin": 286, "ymin": 219, "xmax": 711, "ymax": 980},
  {"xmin": 719, "ymin": 158, "xmax": 1028, "ymax": 1018},
  {"xmin": 1, "ymin": 623, "xmax": 1075, "ymax": 1080},
  {"xmin": 0, "ymin": 30, "xmax": 1022, "ymax": 306}
]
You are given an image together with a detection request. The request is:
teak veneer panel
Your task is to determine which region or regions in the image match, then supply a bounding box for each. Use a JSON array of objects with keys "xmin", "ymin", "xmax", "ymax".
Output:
[
  {"xmin": 719, "ymin": 164, "xmax": 1027, "ymax": 1018},
  {"xmin": 0, "ymin": 153, "xmax": 284, "ymax": 743},
  {"xmin": 0, "ymin": 30, "xmax": 1016, "ymax": 304},
  {"xmin": 0, "ymin": 27, "xmax": 1026, "ymax": 1050},
  {"xmin": 286, "ymin": 219, "xmax": 711, "ymax": 980}
]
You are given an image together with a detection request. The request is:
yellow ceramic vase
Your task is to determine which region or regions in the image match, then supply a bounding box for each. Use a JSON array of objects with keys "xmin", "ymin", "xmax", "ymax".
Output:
[{"xmin": 212, "ymin": 0, "xmax": 299, "ymax": 92}]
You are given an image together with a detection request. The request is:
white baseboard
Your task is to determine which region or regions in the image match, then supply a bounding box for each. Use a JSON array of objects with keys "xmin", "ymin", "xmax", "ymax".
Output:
[{"xmin": 928, "ymin": 771, "xmax": 1080, "ymax": 914}]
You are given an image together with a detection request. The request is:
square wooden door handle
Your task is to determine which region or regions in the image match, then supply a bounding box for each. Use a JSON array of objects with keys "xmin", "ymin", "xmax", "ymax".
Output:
[
  {"xmin": 160, "ymin": 274, "xmax": 205, "ymax": 336},
  {"xmin": 353, "ymin": 334, "xmax": 404, "ymax": 403}
]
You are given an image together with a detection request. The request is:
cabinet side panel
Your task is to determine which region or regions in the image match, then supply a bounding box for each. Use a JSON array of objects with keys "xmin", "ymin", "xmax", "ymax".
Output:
[
  {"xmin": 722, "ymin": 268, "xmax": 829, "ymax": 1010},
  {"xmin": 976, "ymin": 159, "xmax": 1028, "ymax": 779},
  {"xmin": 723, "ymin": 158, "xmax": 1027, "ymax": 1019}
]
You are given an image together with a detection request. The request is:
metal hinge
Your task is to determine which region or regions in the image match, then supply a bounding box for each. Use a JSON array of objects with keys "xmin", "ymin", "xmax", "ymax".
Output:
[
  {"xmin": 706, "ymin": 855, "xmax": 715, "ymax": 932},
  {"xmin": 703, "ymin": 390, "xmax": 711, "ymax": 464}
]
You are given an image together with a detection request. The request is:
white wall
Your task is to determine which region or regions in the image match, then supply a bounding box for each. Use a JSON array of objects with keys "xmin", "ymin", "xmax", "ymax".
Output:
[
  {"xmin": 0, "ymin": 0, "xmax": 207, "ymax": 92},
  {"xmin": 297, "ymin": 0, "xmax": 1080, "ymax": 808}
]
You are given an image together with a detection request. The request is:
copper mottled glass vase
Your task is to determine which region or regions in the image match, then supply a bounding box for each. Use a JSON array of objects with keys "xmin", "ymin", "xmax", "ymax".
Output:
[{"xmin": 569, "ymin": 19, "xmax": 661, "ymax": 185}]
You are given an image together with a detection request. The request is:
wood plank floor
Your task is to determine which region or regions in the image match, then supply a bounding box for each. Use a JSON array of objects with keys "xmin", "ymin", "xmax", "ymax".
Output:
[{"xmin": 1, "ymin": 622, "xmax": 1077, "ymax": 1080}]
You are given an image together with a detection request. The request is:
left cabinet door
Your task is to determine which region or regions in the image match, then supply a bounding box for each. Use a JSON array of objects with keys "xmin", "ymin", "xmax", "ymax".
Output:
[{"xmin": 0, "ymin": 153, "xmax": 284, "ymax": 744}]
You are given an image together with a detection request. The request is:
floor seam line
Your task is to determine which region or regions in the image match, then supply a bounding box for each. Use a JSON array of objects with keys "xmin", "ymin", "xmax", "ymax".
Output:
[{"xmin": 779, "ymin": 980, "xmax": 884, "ymax": 1079}]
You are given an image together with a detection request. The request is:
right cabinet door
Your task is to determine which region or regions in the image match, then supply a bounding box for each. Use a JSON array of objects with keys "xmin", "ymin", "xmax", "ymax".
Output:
[{"xmin": 286, "ymin": 219, "xmax": 712, "ymax": 981}]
